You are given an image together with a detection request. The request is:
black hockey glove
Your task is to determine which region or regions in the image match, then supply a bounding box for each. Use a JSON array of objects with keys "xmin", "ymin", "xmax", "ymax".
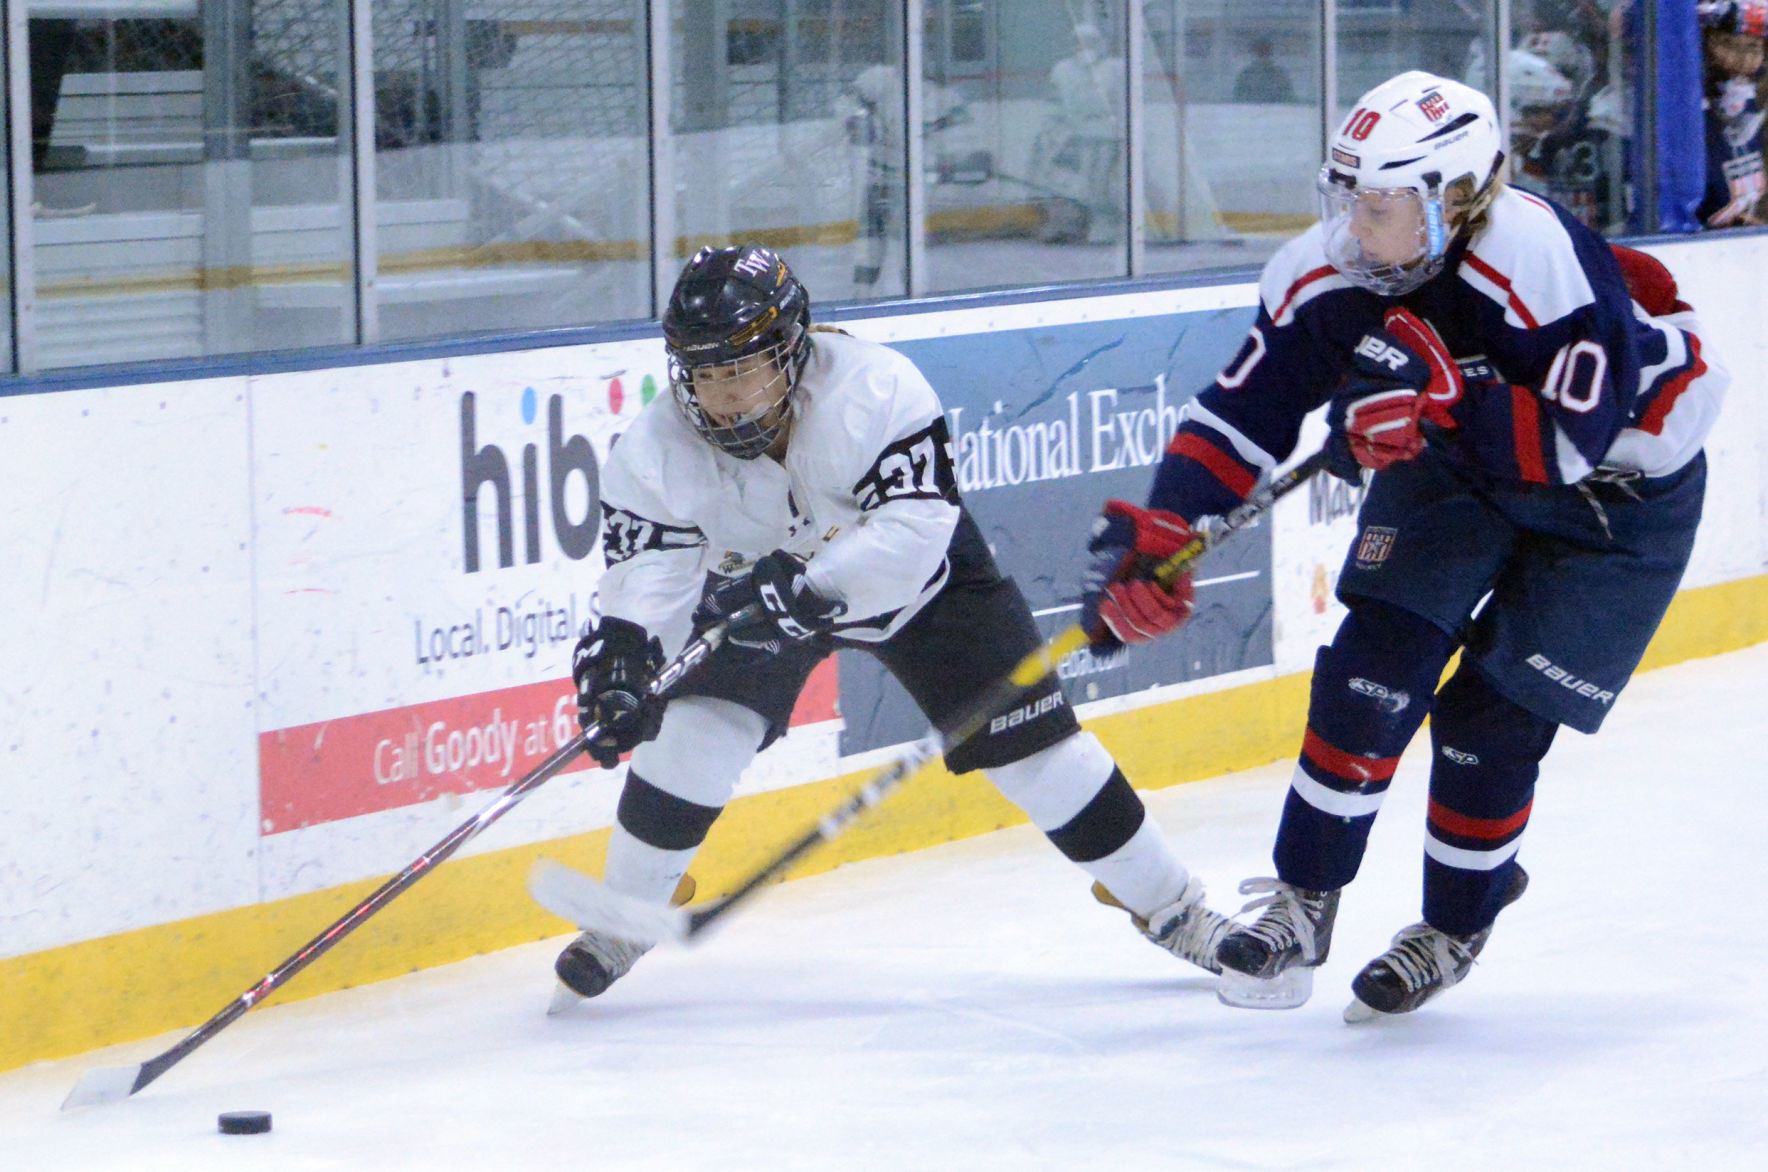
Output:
[
  {"xmin": 694, "ymin": 550, "xmax": 846, "ymax": 654},
  {"xmin": 571, "ymin": 617, "xmax": 666, "ymax": 769}
]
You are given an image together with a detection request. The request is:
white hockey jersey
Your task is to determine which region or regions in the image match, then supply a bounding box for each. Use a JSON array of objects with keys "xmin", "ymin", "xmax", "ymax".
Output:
[{"xmin": 597, "ymin": 329, "xmax": 961, "ymax": 653}]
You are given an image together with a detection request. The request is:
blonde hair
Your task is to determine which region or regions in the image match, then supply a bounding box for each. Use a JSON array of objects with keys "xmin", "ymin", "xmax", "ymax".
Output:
[{"xmin": 1450, "ymin": 155, "xmax": 1509, "ymax": 237}]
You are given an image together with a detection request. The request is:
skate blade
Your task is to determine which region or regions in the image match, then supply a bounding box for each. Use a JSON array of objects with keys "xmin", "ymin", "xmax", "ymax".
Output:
[
  {"xmin": 546, "ymin": 982, "xmax": 583, "ymax": 1017},
  {"xmin": 1343, "ymin": 997, "xmax": 1388, "ymax": 1024},
  {"xmin": 1216, "ymin": 966, "xmax": 1313, "ymax": 1010}
]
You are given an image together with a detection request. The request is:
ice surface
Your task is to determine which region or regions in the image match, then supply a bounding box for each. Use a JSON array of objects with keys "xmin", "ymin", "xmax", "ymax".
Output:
[{"xmin": 6, "ymin": 643, "xmax": 1767, "ymax": 1169}]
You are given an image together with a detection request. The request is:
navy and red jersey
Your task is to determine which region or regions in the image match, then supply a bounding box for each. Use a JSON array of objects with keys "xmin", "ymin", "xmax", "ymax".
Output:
[{"xmin": 1148, "ymin": 187, "xmax": 1722, "ymax": 522}]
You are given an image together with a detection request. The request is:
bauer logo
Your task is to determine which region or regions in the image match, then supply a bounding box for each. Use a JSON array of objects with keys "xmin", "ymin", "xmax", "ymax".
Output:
[
  {"xmin": 1524, "ymin": 653, "xmax": 1615, "ymax": 705},
  {"xmin": 459, "ymin": 389, "xmax": 599, "ymax": 573},
  {"xmin": 988, "ymin": 691, "xmax": 1066, "ymax": 735}
]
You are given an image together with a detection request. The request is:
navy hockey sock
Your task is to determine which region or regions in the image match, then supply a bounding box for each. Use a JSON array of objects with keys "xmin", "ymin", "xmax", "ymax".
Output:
[
  {"xmin": 1423, "ymin": 665, "xmax": 1557, "ymax": 937},
  {"xmin": 1273, "ymin": 600, "xmax": 1456, "ymax": 891}
]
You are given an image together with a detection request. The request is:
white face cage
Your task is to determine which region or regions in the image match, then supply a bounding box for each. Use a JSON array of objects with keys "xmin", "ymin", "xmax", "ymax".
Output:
[
  {"xmin": 669, "ymin": 329, "xmax": 803, "ymax": 460},
  {"xmin": 1317, "ymin": 166, "xmax": 1452, "ymax": 297}
]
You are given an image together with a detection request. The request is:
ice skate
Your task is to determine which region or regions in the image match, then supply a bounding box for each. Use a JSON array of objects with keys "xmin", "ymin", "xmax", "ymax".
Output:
[
  {"xmin": 1344, "ymin": 865, "xmax": 1528, "ymax": 1023},
  {"xmin": 548, "ymin": 875, "xmax": 695, "ymax": 1013},
  {"xmin": 1214, "ymin": 878, "xmax": 1340, "ymax": 1009},
  {"xmin": 1092, "ymin": 877, "xmax": 1233, "ymax": 975}
]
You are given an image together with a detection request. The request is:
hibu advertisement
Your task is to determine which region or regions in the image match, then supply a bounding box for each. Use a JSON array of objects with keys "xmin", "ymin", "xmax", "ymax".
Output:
[
  {"xmin": 251, "ymin": 352, "xmax": 650, "ymax": 856},
  {"xmin": 250, "ymin": 298, "xmax": 1268, "ymax": 888}
]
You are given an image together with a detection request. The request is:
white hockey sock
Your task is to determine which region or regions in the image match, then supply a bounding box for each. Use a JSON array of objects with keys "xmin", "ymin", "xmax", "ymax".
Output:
[
  {"xmin": 1075, "ymin": 817, "xmax": 1191, "ymax": 921},
  {"xmin": 602, "ymin": 824, "xmax": 698, "ymax": 906},
  {"xmin": 987, "ymin": 732, "xmax": 1192, "ymax": 918}
]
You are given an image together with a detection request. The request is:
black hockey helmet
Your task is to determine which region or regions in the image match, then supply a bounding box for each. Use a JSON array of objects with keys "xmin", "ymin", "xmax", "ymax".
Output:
[{"xmin": 663, "ymin": 244, "xmax": 812, "ymax": 459}]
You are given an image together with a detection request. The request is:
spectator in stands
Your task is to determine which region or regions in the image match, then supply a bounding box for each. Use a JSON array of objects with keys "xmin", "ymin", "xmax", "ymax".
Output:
[
  {"xmin": 1233, "ymin": 38, "xmax": 1297, "ymax": 103},
  {"xmin": 1697, "ymin": 0, "xmax": 1768, "ymax": 227}
]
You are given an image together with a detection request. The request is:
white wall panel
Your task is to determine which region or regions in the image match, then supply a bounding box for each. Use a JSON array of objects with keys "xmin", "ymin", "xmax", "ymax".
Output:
[
  {"xmin": 0, "ymin": 380, "xmax": 257, "ymax": 957},
  {"xmin": 4, "ymin": 234, "xmax": 1763, "ymax": 958}
]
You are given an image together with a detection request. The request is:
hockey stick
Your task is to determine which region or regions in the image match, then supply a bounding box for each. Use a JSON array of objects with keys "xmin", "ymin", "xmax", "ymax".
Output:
[
  {"xmin": 529, "ymin": 448, "xmax": 1333, "ymax": 947},
  {"xmin": 61, "ymin": 616, "xmax": 741, "ymax": 1110}
]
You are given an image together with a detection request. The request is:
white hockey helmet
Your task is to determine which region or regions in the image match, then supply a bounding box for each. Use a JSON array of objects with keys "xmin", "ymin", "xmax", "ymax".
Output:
[
  {"xmin": 1521, "ymin": 30, "xmax": 1596, "ymax": 96},
  {"xmin": 1509, "ymin": 49, "xmax": 1576, "ymax": 113},
  {"xmin": 1318, "ymin": 71, "xmax": 1505, "ymax": 295}
]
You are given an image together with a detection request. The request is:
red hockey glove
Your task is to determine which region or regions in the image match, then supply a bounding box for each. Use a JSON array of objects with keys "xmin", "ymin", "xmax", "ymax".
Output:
[
  {"xmin": 1325, "ymin": 308, "xmax": 1462, "ymax": 480},
  {"xmin": 1081, "ymin": 500, "xmax": 1199, "ymax": 649},
  {"xmin": 1610, "ymin": 244, "xmax": 1691, "ymax": 316}
]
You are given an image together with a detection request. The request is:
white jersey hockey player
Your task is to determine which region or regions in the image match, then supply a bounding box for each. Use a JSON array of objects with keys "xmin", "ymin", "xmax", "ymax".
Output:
[{"xmin": 553, "ymin": 244, "xmax": 1232, "ymax": 1002}]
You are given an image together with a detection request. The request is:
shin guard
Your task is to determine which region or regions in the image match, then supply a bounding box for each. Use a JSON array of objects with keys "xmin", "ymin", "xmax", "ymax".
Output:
[
  {"xmin": 1423, "ymin": 664, "xmax": 1557, "ymax": 937},
  {"xmin": 1273, "ymin": 600, "xmax": 1455, "ymax": 891}
]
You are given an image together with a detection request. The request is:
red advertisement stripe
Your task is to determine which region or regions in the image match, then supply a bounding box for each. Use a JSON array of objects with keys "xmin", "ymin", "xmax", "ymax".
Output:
[
  {"xmin": 258, "ymin": 658, "xmax": 839, "ymax": 835},
  {"xmin": 1301, "ymin": 726, "xmax": 1400, "ymax": 785}
]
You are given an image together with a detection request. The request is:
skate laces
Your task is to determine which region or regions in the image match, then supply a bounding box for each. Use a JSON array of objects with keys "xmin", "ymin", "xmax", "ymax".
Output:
[
  {"xmin": 567, "ymin": 929, "xmax": 650, "ymax": 977},
  {"xmin": 1233, "ymin": 877, "xmax": 1318, "ymax": 951},
  {"xmin": 1147, "ymin": 879, "xmax": 1232, "ymax": 968},
  {"xmin": 1378, "ymin": 923, "xmax": 1476, "ymax": 992}
]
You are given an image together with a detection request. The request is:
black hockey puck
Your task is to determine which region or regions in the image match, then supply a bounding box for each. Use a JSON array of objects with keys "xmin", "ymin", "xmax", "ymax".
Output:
[{"xmin": 218, "ymin": 1110, "xmax": 272, "ymax": 1135}]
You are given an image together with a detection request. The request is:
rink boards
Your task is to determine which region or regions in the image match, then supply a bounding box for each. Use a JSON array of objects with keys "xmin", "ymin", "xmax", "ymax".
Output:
[{"xmin": 3, "ymin": 237, "xmax": 1766, "ymax": 1072}]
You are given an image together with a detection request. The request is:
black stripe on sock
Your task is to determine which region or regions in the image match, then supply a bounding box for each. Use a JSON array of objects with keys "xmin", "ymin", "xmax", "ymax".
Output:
[
  {"xmin": 616, "ymin": 771, "xmax": 723, "ymax": 851},
  {"xmin": 1045, "ymin": 767, "xmax": 1146, "ymax": 863}
]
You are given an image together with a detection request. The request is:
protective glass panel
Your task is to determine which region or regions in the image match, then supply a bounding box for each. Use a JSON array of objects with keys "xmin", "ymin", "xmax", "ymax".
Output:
[
  {"xmin": 27, "ymin": 1, "xmax": 352, "ymax": 369},
  {"xmin": 372, "ymin": 1, "xmax": 652, "ymax": 342},
  {"xmin": 1508, "ymin": 3, "xmax": 1636, "ymax": 234},
  {"xmin": 1141, "ymin": 1, "xmax": 1324, "ymax": 277},
  {"xmin": 921, "ymin": 0, "xmax": 1130, "ymax": 294},
  {"xmin": 1335, "ymin": 0, "xmax": 1495, "ymax": 118},
  {"xmin": 667, "ymin": 1, "xmax": 905, "ymax": 305}
]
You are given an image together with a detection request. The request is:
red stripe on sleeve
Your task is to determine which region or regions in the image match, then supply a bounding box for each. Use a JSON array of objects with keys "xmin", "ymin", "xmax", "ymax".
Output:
[
  {"xmin": 1301, "ymin": 727, "xmax": 1401, "ymax": 785},
  {"xmin": 1167, "ymin": 431, "xmax": 1258, "ymax": 499},
  {"xmin": 1463, "ymin": 254, "xmax": 1541, "ymax": 329},
  {"xmin": 1428, "ymin": 797, "xmax": 1534, "ymax": 841},
  {"xmin": 1510, "ymin": 385, "xmax": 1550, "ymax": 484},
  {"xmin": 1637, "ymin": 334, "xmax": 1707, "ymax": 436},
  {"xmin": 1273, "ymin": 264, "xmax": 1339, "ymax": 323}
]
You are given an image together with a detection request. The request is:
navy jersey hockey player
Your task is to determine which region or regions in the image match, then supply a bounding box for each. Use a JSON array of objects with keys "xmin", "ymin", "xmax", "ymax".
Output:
[
  {"xmin": 553, "ymin": 244, "xmax": 1233, "ymax": 1004},
  {"xmin": 1080, "ymin": 72, "xmax": 1724, "ymax": 1020}
]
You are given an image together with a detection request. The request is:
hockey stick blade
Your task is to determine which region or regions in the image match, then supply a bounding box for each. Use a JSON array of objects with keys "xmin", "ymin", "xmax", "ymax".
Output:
[
  {"xmin": 527, "ymin": 857, "xmax": 689, "ymax": 947},
  {"xmin": 60, "ymin": 622, "xmax": 737, "ymax": 1108},
  {"xmin": 61, "ymin": 1063, "xmax": 145, "ymax": 1110}
]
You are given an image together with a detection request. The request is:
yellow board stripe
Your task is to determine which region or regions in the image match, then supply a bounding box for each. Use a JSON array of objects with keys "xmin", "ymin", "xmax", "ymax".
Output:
[{"xmin": 4, "ymin": 572, "xmax": 1764, "ymax": 1073}]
